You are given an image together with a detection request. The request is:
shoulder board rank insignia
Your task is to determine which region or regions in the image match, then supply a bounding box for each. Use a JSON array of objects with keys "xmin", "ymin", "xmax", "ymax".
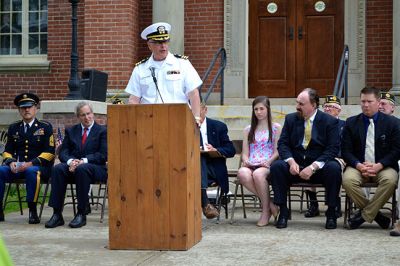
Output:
[
  {"xmin": 38, "ymin": 120, "xmax": 50, "ymax": 126},
  {"xmin": 174, "ymin": 54, "xmax": 189, "ymax": 60},
  {"xmin": 135, "ymin": 57, "xmax": 149, "ymax": 66},
  {"xmin": 11, "ymin": 120, "xmax": 21, "ymax": 126}
]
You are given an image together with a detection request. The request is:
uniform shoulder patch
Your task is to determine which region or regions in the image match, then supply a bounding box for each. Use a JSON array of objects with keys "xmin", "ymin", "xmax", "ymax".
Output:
[
  {"xmin": 135, "ymin": 57, "xmax": 149, "ymax": 66},
  {"xmin": 174, "ymin": 54, "xmax": 189, "ymax": 60},
  {"xmin": 9, "ymin": 120, "xmax": 22, "ymax": 126},
  {"xmin": 37, "ymin": 120, "xmax": 51, "ymax": 126}
]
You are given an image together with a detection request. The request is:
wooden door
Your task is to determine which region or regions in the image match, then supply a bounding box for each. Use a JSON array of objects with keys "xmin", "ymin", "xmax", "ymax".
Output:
[{"xmin": 249, "ymin": 0, "xmax": 343, "ymax": 98}]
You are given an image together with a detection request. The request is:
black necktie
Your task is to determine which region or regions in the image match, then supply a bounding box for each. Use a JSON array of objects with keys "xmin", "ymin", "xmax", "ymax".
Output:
[{"xmin": 25, "ymin": 124, "xmax": 30, "ymax": 133}]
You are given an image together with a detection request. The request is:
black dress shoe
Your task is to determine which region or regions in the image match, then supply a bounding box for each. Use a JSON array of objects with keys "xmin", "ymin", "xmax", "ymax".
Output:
[
  {"xmin": 325, "ymin": 216, "xmax": 337, "ymax": 229},
  {"xmin": 69, "ymin": 213, "xmax": 87, "ymax": 228},
  {"xmin": 29, "ymin": 209, "xmax": 40, "ymax": 224},
  {"xmin": 85, "ymin": 204, "xmax": 91, "ymax": 215},
  {"xmin": 374, "ymin": 211, "xmax": 391, "ymax": 229},
  {"xmin": 348, "ymin": 211, "xmax": 365, "ymax": 229},
  {"xmin": 304, "ymin": 205, "xmax": 320, "ymax": 218},
  {"xmin": 45, "ymin": 213, "xmax": 65, "ymax": 228},
  {"xmin": 276, "ymin": 215, "xmax": 288, "ymax": 229}
]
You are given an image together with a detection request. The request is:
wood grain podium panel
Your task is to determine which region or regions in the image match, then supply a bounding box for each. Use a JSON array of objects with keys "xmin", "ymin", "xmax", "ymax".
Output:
[{"xmin": 108, "ymin": 104, "xmax": 201, "ymax": 250}]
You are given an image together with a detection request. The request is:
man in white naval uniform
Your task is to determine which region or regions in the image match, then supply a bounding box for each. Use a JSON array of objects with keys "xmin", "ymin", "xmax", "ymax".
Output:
[{"xmin": 125, "ymin": 22, "xmax": 202, "ymax": 124}]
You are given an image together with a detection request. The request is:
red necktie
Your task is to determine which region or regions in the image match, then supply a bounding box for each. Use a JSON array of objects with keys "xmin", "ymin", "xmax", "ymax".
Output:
[{"xmin": 81, "ymin": 127, "xmax": 88, "ymax": 146}]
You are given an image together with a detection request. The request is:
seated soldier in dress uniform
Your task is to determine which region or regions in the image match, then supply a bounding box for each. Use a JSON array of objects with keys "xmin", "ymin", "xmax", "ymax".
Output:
[{"xmin": 0, "ymin": 93, "xmax": 55, "ymax": 223}]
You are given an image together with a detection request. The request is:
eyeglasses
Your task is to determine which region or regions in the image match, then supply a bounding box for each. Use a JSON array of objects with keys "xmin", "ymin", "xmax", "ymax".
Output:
[{"xmin": 323, "ymin": 104, "xmax": 340, "ymax": 110}]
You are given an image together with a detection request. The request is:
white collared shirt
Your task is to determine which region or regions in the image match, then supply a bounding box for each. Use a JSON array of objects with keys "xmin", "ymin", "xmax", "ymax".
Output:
[
  {"xmin": 200, "ymin": 118, "xmax": 208, "ymax": 150},
  {"xmin": 125, "ymin": 52, "xmax": 202, "ymax": 104},
  {"xmin": 81, "ymin": 122, "xmax": 94, "ymax": 137}
]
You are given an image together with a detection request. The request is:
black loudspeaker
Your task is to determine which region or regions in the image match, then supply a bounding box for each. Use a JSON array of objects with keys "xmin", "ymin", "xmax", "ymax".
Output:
[{"xmin": 80, "ymin": 69, "xmax": 108, "ymax": 102}]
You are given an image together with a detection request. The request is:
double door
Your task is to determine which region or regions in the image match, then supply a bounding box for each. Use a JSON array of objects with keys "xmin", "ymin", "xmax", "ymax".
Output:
[{"xmin": 249, "ymin": 0, "xmax": 344, "ymax": 97}]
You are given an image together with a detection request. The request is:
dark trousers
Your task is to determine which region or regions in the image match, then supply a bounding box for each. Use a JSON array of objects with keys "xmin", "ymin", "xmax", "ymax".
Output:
[
  {"xmin": 49, "ymin": 163, "xmax": 107, "ymax": 213},
  {"xmin": 0, "ymin": 165, "xmax": 49, "ymax": 203},
  {"xmin": 270, "ymin": 160, "xmax": 342, "ymax": 210},
  {"xmin": 201, "ymin": 155, "xmax": 217, "ymax": 189}
]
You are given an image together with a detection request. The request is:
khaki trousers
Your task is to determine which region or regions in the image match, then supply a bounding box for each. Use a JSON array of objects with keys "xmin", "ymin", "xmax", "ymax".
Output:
[{"xmin": 343, "ymin": 167, "xmax": 398, "ymax": 222}]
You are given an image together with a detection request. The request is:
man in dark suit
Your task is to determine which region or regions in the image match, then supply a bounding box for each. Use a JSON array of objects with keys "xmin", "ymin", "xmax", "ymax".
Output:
[
  {"xmin": 304, "ymin": 95, "xmax": 346, "ymax": 218},
  {"xmin": 342, "ymin": 87, "xmax": 400, "ymax": 230},
  {"xmin": 200, "ymin": 103, "xmax": 235, "ymax": 219},
  {"xmin": 45, "ymin": 101, "xmax": 107, "ymax": 228},
  {"xmin": 270, "ymin": 88, "xmax": 342, "ymax": 229},
  {"xmin": 0, "ymin": 93, "xmax": 55, "ymax": 224}
]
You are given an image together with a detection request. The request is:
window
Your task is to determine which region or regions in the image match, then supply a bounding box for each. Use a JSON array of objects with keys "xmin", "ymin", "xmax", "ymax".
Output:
[{"xmin": 0, "ymin": 0, "xmax": 49, "ymax": 72}]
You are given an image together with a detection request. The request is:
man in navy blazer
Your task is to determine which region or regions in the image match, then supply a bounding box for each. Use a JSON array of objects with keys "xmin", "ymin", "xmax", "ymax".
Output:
[
  {"xmin": 342, "ymin": 87, "xmax": 400, "ymax": 230},
  {"xmin": 200, "ymin": 103, "xmax": 235, "ymax": 219},
  {"xmin": 270, "ymin": 88, "xmax": 342, "ymax": 229},
  {"xmin": 304, "ymin": 95, "xmax": 346, "ymax": 218},
  {"xmin": 45, "ymin": 101, "xmax": 107, "ymax": 229}
]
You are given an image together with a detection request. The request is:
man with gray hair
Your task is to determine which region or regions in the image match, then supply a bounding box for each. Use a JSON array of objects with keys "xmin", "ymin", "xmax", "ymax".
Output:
[{"xmin": 45, "ymin": 101, "xmax": 107, "ymax": 229}]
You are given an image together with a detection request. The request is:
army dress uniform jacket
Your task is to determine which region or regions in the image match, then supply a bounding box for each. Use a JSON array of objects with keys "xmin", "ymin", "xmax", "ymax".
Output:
[{"xmin": 2, "ymin": 118, "xmax": 55, "ymax": 176}]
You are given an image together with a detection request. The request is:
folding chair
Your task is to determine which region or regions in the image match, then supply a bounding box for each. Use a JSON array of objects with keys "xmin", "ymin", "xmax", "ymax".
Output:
[
  {"xmin": 288, "ymin": 183, "xmax": 324, "ymax": 219},
  {"xmin": 67, "ymin": 181, "xmax": 108, "ymax": 223},
  {"xmin": 344, "ymin": 182, "xmax": 397, "ymax": 228},
  {"xmin": 3, "ymin": 176, "xmax": 51, "ymax": 221}
]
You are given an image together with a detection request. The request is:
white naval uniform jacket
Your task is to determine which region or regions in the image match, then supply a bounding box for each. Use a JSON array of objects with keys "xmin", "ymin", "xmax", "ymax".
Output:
[{"xmin": 125, "ymin": 52, "xmax": 203, "ymax": 104}]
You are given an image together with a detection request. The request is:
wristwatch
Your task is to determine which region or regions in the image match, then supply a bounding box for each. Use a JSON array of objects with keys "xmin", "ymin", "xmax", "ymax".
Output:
[{"xmin": 309, "ymin": 164, "xmax": 317, "ymax": 174}]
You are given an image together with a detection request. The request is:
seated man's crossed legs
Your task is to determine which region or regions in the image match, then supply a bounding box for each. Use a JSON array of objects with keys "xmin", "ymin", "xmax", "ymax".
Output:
[
  {"xmin": 343, "ymin": 166, "xmax": 397, "ymax": 230},
  {"xmin": 270, "ymin": 160, "xmax": 342, "ymax": 229}
]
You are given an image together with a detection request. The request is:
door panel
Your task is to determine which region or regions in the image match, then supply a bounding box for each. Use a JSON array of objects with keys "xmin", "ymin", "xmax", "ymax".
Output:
[
  {"xmin": 248, "ymin": 0, "xmax": 344, "ymax": 98},
  {"xmin": 296, "ymin": 0, "xmax": 343, "ymax": 96},
  {"xmin": 249, "ymin": 0, "xmax": 296, "ymax": 97}
]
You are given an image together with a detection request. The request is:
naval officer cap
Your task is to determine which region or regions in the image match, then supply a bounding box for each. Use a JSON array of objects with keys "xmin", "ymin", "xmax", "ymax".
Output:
[
  {"xmin": 14, "ymin": 92, "xmax": 40, "ymax": 108},
  {"xmin": 141, "ymin": 22, "xmax": 171, "ymax": 41},
  {"xmin": 380, "ymin": 91, "xmax": 395, "ymax": 104}
]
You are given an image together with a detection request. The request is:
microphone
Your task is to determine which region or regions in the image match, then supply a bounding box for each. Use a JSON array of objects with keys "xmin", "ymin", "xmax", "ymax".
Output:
[{"xmin": 149, "ymin": 67, "xmax": 164, "ymax": 103}]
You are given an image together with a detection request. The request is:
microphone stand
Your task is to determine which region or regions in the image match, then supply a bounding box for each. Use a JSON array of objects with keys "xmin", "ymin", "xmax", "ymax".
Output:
[{"xmin": 149, "ymin": 67, "xmax": 164, "ymax": 103}]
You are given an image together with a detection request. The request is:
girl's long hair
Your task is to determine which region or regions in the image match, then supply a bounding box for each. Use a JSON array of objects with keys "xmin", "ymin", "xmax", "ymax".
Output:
[{"xmin": 248, "ymin": 96, "xmax": 273, "ymax": 144}]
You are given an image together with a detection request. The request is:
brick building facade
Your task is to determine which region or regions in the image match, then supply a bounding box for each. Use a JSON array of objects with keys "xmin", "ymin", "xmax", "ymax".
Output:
[{"xmin": 0, "ymin": 0, "xmax": 396, "ymax": 109}]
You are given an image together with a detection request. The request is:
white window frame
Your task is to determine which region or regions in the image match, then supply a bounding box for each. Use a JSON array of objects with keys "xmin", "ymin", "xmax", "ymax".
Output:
[{"xmin": 0, "ymin": 0, "xmax": 50, "ymax": 72}]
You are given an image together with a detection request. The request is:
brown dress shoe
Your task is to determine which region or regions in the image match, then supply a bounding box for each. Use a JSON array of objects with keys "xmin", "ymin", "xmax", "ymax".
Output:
[{"xmin": 202, "ymin": 204, "xmax": 219, "ymax": 219}]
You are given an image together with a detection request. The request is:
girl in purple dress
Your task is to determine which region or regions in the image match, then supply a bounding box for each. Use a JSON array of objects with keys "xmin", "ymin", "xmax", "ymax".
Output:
[{"xmin": 237, "ymin": 96, "xmax": 281, "ymax": 226}]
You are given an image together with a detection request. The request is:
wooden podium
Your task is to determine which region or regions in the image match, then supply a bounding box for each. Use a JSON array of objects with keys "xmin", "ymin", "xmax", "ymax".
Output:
[{"xmin": 107, "ymin": 104, "xmax": 202, "ymax": 250}]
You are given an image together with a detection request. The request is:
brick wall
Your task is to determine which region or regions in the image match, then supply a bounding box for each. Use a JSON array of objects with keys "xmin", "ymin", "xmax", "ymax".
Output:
[
  {"xmin": 0, "ymin": 1, "xmax": 81, "ymax": 108},
  {"xmin": 137, "ymin": 0, "xmax": 152, "ymax": 60},
  {"xmin": 44, "ymin": 113, "xmax": 107, "ymax": 135},
  {"xmin": 366, "ymin": 0, "xmax": 393, "ymax": 89},
  {"xmin": 0, "ymin": 0, "xmax": 395, "ymax": 109},
  {"xmin": 185, "ymin": 0, "xmax": 224, "ymax": 94},
  {"xmin": 0, "ymin": 0, "xmax": 140, "ymax": 109},
  {"xmin": 83, "ymin": 0, "xmax": 140, "ymax": 91}
]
